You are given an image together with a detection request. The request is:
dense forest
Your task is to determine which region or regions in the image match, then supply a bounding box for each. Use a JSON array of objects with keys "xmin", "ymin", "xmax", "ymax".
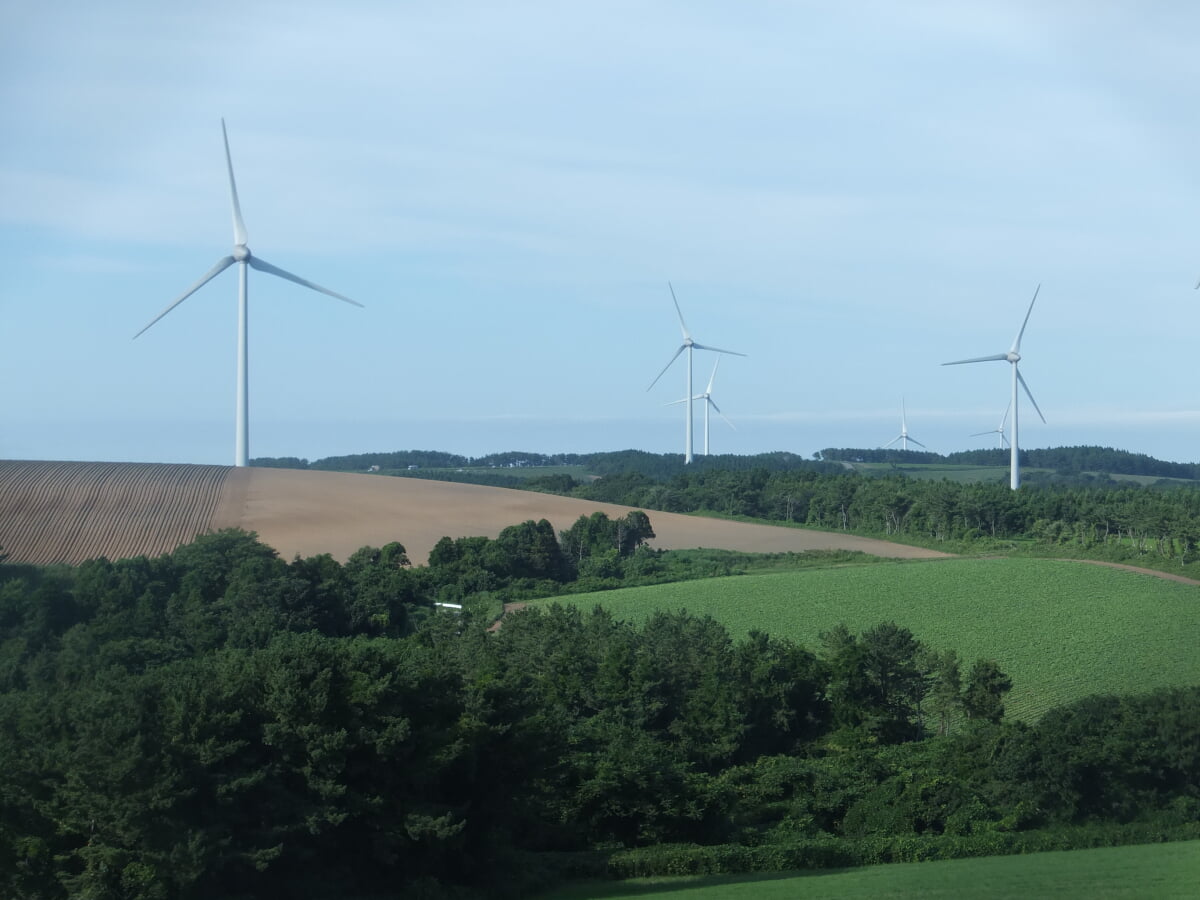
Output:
[
  {"xmin": 2, "ymin": 515, "xmax": 1198, "ymax": 899},
  {"xmin": 550, "ymin": 473, "xmax": 1200, "ymax": 572}
]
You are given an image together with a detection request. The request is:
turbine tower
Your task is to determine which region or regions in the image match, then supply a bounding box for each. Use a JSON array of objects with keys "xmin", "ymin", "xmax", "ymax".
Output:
[
  {"xmin": 134, "ymin": 120, "xmax": 362, "ymax": 467},
  {"xmin": 971, "ymin": 402, "xmax": 1012, "ymax": 450},
  {"xmin": 883, "ymin": 397, "xmax": 926, "ymax": 451},
  {"xmin": 944, "ymin": 286, "xmax": 1046, "ymax": 489},
  {"xmin": 647, "ymin": 283, "xmax": 745, "ymax": 464},
  {"xmin": 666, "ymin": 358, "xmax": 735, "ymax": 456}
]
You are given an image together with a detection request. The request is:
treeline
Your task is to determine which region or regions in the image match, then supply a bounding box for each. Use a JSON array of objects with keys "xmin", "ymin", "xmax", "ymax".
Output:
[
  {"xmin": 953, "ymin": 445, "xmax": 1200, "ymax": 480},
  {"xmin": 2, "ymin": 528, "xmax": 1198, "ymax": 898},
  {"xmin": 820, "ymin": 445, "xmax": 1200, "ymax": 480},
  {"xmin": 251, "ymin": 450, "xmax": 582, "ymax": 471},
  {"xmin": 554, "ymin": 470, "xmax": 1200, "ymax": 565},
  {"xmin": 250, "ymin": 449, "xmax": 839, "ymax": 478},
  {"xmin": 253, "ymin": 446, "xmax": 1200, "ymax": 482}
]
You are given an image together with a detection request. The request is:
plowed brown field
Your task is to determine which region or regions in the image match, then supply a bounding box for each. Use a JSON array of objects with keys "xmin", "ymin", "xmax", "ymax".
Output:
[
  {"xmin": 0, "ymin": 461, "xmax": 235, "ymax": 565},
  {"xmin": 1, "ymin": 461, "xmax": 952, "ymax": 566}
]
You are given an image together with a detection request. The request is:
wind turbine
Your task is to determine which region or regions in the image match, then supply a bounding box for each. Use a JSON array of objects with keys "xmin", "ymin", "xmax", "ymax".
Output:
[
  {"xmin": 647, "ymin": 283, "xmax": 745, "ymax": 464},
  {"xmin": 882, "ymin": 397, "xmax": 926, "ymax": 451},
  {"xmin": 134, "ymin": 119, "xmax": 362, "ymax": 467},
  {"xmin": 943, "ymin": 286, "xmax": 1046, "ymax": 489},
  {"xmin": 666, "ymin": 358, "xmax": 736, "ymax": 456},
  {"xmin": 971, "ymin": 402, "xmax": 1012, "ymax": 450}
]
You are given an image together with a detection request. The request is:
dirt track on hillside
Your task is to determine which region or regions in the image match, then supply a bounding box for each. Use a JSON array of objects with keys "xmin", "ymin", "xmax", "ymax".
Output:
[{"xmin": 1060, "ymin": 558, "xmax": 1200, "ymax": 586}]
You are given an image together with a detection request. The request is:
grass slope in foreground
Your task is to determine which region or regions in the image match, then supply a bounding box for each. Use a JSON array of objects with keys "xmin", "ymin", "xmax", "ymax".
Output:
[
  {"xmin": 536, "ymin": 839, "xmax": 1200, "ymax": 899},
  {"xmin": 531, "ymin": 557, "xmax": 1200, "ymax": 721}
]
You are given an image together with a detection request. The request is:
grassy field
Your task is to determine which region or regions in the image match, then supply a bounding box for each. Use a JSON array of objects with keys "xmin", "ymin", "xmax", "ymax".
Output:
[
  {"xmin": 536, "ymin": 839, "xmax": 1200, "ymax": 899},
  {"xmin": 529, "ymin": 557, "xmax": 1200, "ymax": 721}
]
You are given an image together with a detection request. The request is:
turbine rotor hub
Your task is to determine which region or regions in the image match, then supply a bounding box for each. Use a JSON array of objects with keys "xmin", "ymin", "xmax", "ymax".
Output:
[
  {"xmin": 1006, "ymin": 351, "xmax": 1020, "ymax": 362},
  {"xmin": 233, "ymin": 244, "xmax": 251, "ymax": 262}
]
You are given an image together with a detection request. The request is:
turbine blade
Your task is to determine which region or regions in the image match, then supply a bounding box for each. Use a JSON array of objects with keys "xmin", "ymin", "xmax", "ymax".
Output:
[
  {"xmin": 704, "ymin": 358, "xmax": 720, "ymax": 395},
  {"xmin": 690, "ymin": 342, "xmax": 747, "ymax": 357},
  {"xmin": 1016, "ymin": 369, "xmax": 1047, "ymax": 423},
  {"xmin": 667, "ymin": 281, "xmax": 691, "ymax": 340},
  {"xmin": 942, "ymin": 353, "xmax": 1008, "ymax": 366},
  {"xmin": 248, "ymin": 256, "xmax": 363, "ymax": 307},
  {"xmin": 705, "ymin": 400, "xmax": 734, "ymax": 432},
  {"xmin": 647, "ymin": 344, "xmax": 685, "ymax": 390},
  {"xmin": 221, "ymin": 119, "xmax": 248, "ymax": 247},
  {"xmin": 133, "ymin": 256, "xmax": 236, "ymax": 338},
  {"xmin": 883, "ymin": 435, "xmax": 902, "ymax": 448},
  {"xmin": 1011, "ymin": 283, "xmax": 1040, "ymax": 353},
  {"xmin": 908, "ymin": 437, "xmax": 928, "ymax": 449},
  {"xmin": 970, "ymin": 429, "xmax": 995, "ymax": 437}
]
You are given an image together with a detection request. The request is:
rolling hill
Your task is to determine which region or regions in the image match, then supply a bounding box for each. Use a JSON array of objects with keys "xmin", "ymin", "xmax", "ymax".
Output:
[
  {"xmin": 531, "ymin": 557, "xmax": 1200, "ymax": 721},
  {"xmin": 0, "ymin": 460, "xmax": 951, "ymax": 566}
]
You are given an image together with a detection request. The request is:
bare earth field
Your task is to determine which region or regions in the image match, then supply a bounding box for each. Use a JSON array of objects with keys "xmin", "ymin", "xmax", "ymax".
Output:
[
  {"xmin": 0, "ymin": 461, "xmax": 950, "ymax": 565},
  {"xmin": 0, "ymin": 461, "xmax": 234, "ymax": 565}
]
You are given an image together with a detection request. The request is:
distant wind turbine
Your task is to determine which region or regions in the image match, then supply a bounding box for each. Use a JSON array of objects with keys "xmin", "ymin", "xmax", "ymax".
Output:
[
  {"xmin": 647, "ymin": 283, "xmax": 745, "ymax": 464},
  {"xmin": 666, "ymin": 358, "xmax": 735, "ymax": 456},
  {"xmin": 883, "ymin": 398, "xmax": 926, "ymax": 451},
  {"xmin": 134, "ymin": 119, "xmax": 362, "ymax": 467},
  {"xmin": 971, "ymin": 402, "xmax": 1012, "ymax": 450},
  {"xmin": 943, "ymin": 286, "xmax": 1046, "ymax": 489}
]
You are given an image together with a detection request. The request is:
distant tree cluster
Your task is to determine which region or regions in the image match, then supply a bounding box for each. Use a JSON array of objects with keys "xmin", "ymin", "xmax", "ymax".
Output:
[
  {"xmin": 247, "ymin": 455, "xmax": 311, "ymax": 469},
  {"xmin": 951, "ymin": 445, "xmax": 1200, "ymax": 480},
  {"xmin": 553, "ymin": 468, "xmax": 1200, "ymax": 566},
  {"xmin": 817, "ymin": 445, "xmax": 1200, "ymax": 480},
  {"xmin": 253, "ymin": 448, "xmax": 837, "ymax": 478},
  {"xmin": 255, "ymin": 445, "xmax": 1200, "ymax": 482}
]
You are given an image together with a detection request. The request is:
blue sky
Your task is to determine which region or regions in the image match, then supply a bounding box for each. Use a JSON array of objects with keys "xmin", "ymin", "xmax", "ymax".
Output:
[{"xmin": 2, "ymin": 1, "xmax": 1198, "ymax": 465}]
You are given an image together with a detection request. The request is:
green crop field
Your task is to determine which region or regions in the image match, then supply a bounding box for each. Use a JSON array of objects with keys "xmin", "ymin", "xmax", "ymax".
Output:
[
  {"xmin": 531, "ymin": 558, "xmax": 1200, "ymax": 721},
  {"xmin": 536, "ymin": 839, "xmax": 1200, "ymax": 899}
]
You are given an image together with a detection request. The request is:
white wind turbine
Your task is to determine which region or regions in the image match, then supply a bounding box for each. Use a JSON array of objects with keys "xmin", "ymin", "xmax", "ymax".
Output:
[
  {"xmin": 882, "ymin": 397, "xmax": 926, "ymax": 451},
  {"xmin": 647, "ymin": 283, "xmax": 745, "ymax": 464},
  {"xmin": 666, "ymin": 358, "xmax": 736, "ymax": 456},
  {"xmin": 943, "ymin": 286, "xmax": 1046, "ymax": 489},
  {"xmin": 134, "ymin": 119, "xmax": 362, "ymax": 467},
  {"xmin": 971, "ymin": 402, "xmax": 1012, "ymax": 450}
]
